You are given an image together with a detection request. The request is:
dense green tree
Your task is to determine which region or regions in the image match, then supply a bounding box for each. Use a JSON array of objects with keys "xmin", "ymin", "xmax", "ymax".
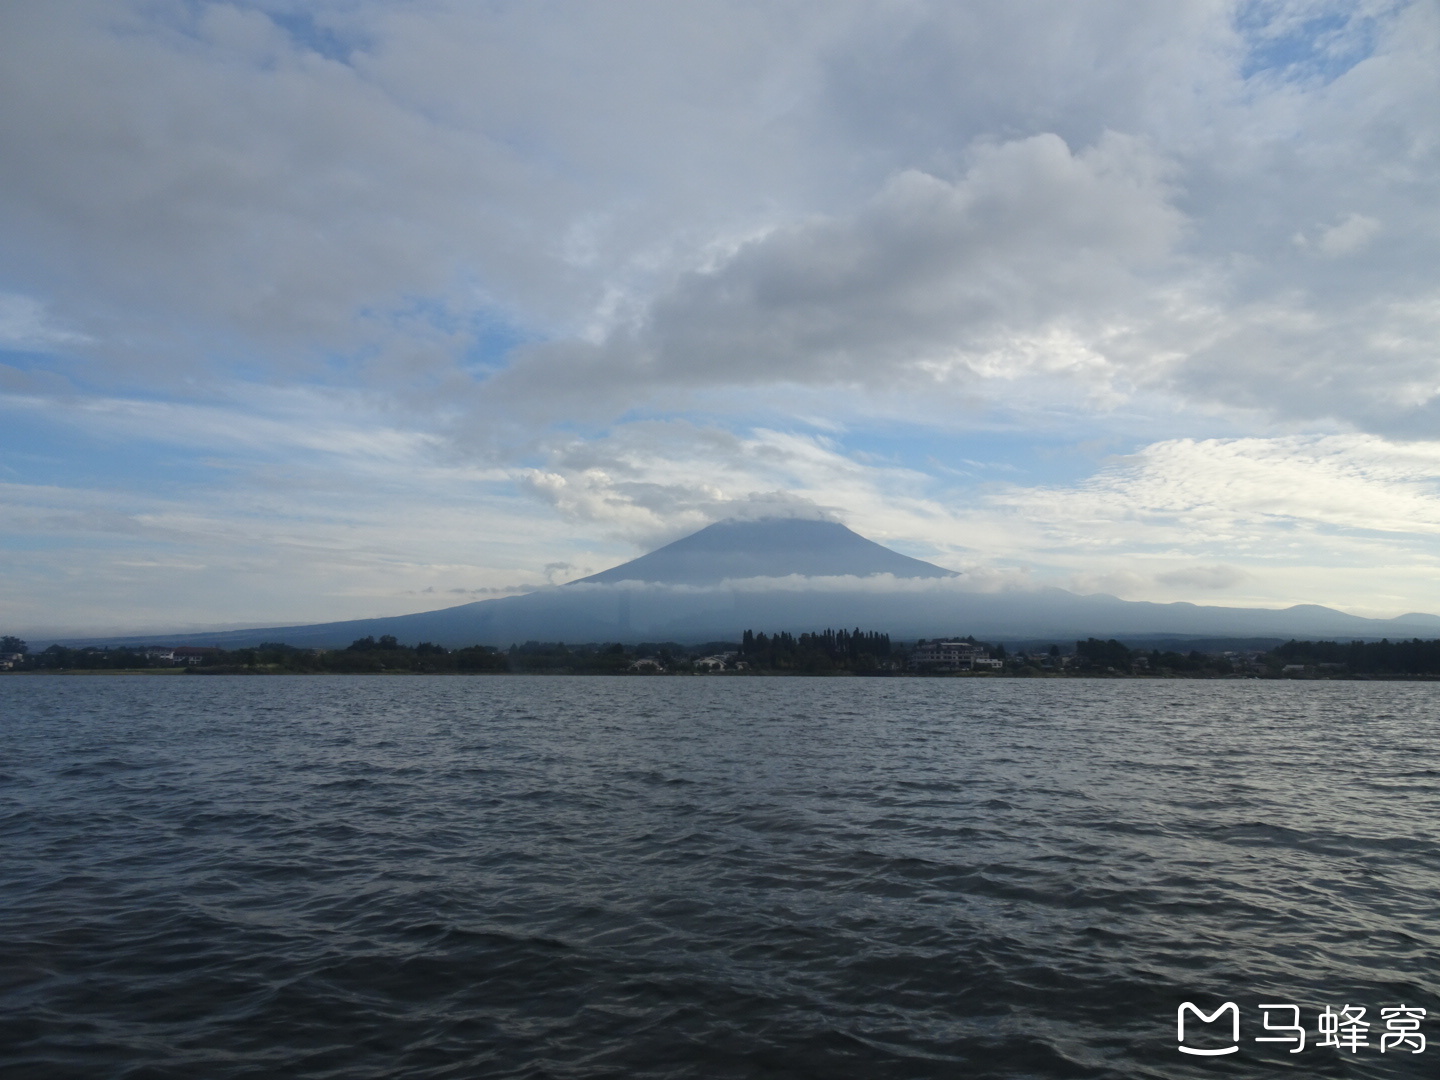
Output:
[
  {"xmin": 1268, "ymin": 638, "xmax": 1440, "ymax": 675},
  {"xmin": 739, "ymin": 627, "xmax": 893, "ymax": 672},
  {"xmin": 1075, "ymin": 638, "xmax": 1133, "ymax": 671}
]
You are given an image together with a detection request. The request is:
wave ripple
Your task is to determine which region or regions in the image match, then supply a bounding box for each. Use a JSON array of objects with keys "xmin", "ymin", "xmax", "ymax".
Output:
[{"xmin": 2, "ymin": 676, "xmax": 1437, "ymax": 1078}]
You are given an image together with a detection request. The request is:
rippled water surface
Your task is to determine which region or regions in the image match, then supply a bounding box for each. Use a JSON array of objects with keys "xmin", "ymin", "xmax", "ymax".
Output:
[{"xmin": 2, "ymin": 675, "xmax": 1438, "ymax": 1078}]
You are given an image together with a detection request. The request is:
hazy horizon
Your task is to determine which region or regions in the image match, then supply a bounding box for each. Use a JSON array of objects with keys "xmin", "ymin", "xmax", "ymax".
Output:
[{"xmin": 25, "ymin": 516, "xmax": 1440, "ymax": 647}]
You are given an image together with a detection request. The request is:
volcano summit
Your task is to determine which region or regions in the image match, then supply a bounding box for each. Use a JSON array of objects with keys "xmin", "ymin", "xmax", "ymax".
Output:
[{"xmin": 575, "ymin": 518, "xmax": 956, "ymax": 585}]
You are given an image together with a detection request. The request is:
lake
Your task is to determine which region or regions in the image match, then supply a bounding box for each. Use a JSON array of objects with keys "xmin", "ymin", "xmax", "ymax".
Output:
[{"xmin": 2, "ymin": 675, "xmax": 1436, "ymax": 1078}]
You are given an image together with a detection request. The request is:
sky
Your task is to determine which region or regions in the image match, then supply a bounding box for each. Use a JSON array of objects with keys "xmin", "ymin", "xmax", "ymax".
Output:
[{"xmin": 2, "ymin": 0, "xmax": 1439, "ymax": 636}]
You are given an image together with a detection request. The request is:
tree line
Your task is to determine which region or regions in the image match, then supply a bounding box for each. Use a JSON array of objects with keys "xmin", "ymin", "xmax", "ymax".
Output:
[
  {"xmin": 2, "ymin": 636, "xmax": 717, "ymax": 675},
  {"xmin": 7, "ymin": 633, "xmax": 1440, "ymax": 677},
  {"xmin": 740, "ymin": 628, "xmax": 893, "ymax": 673},
  {"xmin": 1269, "ymin": 637, "xmax": 1440, "ymax": 675},
  {"xmin": 1069, "ymin": 636, "xmax": 1440, "ymax": 677},
  {"xmin": 5, "ymin": 637, "xmax": 507, "ymax": 673}
]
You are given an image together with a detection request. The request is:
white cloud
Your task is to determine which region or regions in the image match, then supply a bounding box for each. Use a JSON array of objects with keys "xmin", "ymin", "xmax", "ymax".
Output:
[
  {"xmin": 992, "ymin": 434, "xmax": 1440, "ymax": 546},
  {"xmin": 974, "ymin": 433, "xmax": 1440, "ymax": 612},
  {"xmin": 0, "ymin": 293, "xmax": 90, "ymax": 348},
  {"xmin": 1317, "ymin": 212, "xmax": 1382, "ymax": 255},
  {"xmin": 515, "ymin": 422, "xmax": 917, "ymax": 550}
]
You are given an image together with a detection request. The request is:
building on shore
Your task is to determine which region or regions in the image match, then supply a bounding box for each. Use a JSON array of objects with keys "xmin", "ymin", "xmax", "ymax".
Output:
[{"xmin": 908, "ymin": 640, "xmax": 1001, "ymax": 672}]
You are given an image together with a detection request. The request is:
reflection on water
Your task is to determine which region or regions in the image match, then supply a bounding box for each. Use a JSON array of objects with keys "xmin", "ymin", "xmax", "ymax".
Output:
[{"xmin": 2, "ymin": 676, "xmax": 1437, "ymax": 1078}]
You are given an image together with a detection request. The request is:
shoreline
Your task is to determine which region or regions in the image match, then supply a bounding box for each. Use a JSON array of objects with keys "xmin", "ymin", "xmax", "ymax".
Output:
[{"xmin": 7, "ymin": 669, "xmax": 1439, "ymax": 682}]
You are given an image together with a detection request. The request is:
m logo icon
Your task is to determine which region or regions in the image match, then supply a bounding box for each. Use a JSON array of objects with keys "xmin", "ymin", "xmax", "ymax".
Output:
[{"xmin": 1178, "ymin": 1002, "xmax": 1240, "ymax": 1056}]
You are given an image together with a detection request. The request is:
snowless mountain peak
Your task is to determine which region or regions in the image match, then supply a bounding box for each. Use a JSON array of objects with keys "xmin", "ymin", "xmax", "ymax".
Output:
[{"xmin": 573, "ymin": 517, "xmax": 957, "ymax": 586}]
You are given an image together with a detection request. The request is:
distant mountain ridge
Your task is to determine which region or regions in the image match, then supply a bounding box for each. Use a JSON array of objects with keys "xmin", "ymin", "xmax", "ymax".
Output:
[{"xmin": 39, "ymin": 516, "xmax": 1440, "ymax": 649}]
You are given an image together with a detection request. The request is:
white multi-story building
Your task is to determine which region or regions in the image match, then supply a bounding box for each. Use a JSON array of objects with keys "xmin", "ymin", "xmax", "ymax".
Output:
[{"xmin": 908, "ymin": 640, "xmax": 987, "ymax": 671}]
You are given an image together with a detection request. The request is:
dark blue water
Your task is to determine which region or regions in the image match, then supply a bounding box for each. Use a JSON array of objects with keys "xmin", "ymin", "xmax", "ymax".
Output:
[{"xmin": 2, "ymin": 675, "xmax": 1437, "ymax": 1078}]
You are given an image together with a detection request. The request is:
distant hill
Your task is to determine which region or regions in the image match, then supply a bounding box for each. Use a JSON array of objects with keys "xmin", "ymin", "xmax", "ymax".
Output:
[{"xmin": 41, "ymin": 516, "xmax": 1440, "ymax": 650}]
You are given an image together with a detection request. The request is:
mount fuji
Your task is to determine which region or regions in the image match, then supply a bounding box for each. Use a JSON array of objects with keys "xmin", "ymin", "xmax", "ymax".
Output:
[{"xmin": 574, "ymin": 518, "xmax": 956, "ymax": 585}]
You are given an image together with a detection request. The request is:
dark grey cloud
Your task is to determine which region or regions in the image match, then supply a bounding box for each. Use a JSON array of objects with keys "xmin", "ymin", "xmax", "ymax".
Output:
[{"xmin": 485, "ymin": 131, "xmax": 1187, "ymax": 416}]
